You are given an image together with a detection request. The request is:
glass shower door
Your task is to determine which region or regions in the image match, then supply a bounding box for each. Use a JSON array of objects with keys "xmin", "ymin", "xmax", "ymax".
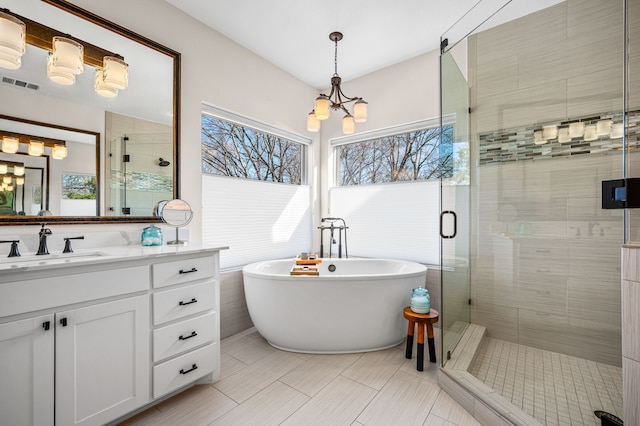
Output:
[{"xmin": 439, "ymin": 43, "xmax": 471, "ymax": 365}]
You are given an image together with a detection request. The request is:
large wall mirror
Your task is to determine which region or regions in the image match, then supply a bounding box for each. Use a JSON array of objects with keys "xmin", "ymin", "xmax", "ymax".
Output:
[{"xmin": 0, "ymin": 0, "xmax": 180, "ymax": 224}]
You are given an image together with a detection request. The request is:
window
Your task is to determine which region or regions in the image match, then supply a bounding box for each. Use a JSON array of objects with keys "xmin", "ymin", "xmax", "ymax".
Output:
[
  {"xmin": 336, "ymin": 122, "xmax": 453, "ymax": 186},
  {"xmin": 200, "ymin": 104, "xmax": 312, "ymax": 270},
  {"xmin": 202, "ymin": 114, "xmax": 304, "ymax": 185}
]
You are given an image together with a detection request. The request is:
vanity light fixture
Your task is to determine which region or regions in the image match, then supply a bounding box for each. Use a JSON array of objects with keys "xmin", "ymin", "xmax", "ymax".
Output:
[
  {"xmin": 102, "ymin": 56, "xmax": 128, "ymax": 90},
  {"xmin": 1, "ymin": 9, "xmax": 129, "ymax": 94},
  {"xmin": 0, "ymin": 163, "xmax": 6, "ymax": 174},
  {"xmin": 28, "ymin": 140, "xmax": 44, "ymax": 156},
  {"xmin": 94, "ymin": 68, "xmax": 118, "ymax": 98},
  {"xmin": 0, "ymin": 11, "xmax": 26, "ymax": 70},
  {"xmin": 1, "ymin": 135, "xmax": 19, "ymax": 154},
  {"xmin": 15, "ymin": 176, "xmax": 24, "ymax": 185},
  {"xmin": 51, "ymin": 143, "xmax": 67, "ymax": 160},
  {"xmin": 2, "ymin": 175, "xmax": 11, "ymax": 184},
  {"xmin": 307, "ymin": 32, "xmax": 368, "ymax": 135},
  {"xmin": 51, "ymin": 36, "xmax": 84, "ymax": 75},
  {"xmin": 47, "ymin": 52, "xmax": 76, "ymax": 86},
  {"xmin": 12, "ymin": 164, "xmax": 24, "ymax": 176}
]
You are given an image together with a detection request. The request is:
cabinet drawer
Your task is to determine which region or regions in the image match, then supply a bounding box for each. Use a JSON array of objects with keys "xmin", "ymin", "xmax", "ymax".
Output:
[
  {"xmin": 153, "ymin": 281, "xmax": 216, "ymax": 325},
  {"xmin": 152, "ymin": 256, "xmax": 216, "ymax": 289},
  {"xmin": 153, "ymin": 343, "xmax": 217, "ymax": 399},
  {"xmin": 153, "ymin": 312, "xmax": 217, "ymax": 362}
]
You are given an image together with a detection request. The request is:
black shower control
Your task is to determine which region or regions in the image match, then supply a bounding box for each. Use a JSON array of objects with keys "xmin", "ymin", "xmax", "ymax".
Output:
[{"xmin": 602, "ymin": 178, "xmax": 640, "ymax": 209}]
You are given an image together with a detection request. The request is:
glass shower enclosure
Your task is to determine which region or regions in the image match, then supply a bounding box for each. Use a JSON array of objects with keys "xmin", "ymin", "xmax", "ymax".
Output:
[{"xmin": 440, "ymin": 0, "xmax": 632, "ymax": 424}]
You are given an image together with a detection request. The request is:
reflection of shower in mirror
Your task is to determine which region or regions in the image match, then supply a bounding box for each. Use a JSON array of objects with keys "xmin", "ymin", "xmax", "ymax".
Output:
[{"xmin": 158, "ymin": 157, "xmax": 170, "ymax": 167}]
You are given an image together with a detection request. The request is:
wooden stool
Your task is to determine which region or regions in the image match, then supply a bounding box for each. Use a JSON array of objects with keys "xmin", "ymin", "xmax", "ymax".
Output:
[{"xmin": 403, "ymin": 307, "xmax": 439, "ymax": 371}]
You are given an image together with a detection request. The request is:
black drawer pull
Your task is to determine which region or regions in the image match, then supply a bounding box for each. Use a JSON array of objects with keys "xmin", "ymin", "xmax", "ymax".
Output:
[
  {"xmin": 59, "ymin": 318, "xmax": 67, "ymax": 327},
  {"xmin": 179, "ymin": 267, "xmax": 198, "ymax": 274},
  {"xmin": 179, "ymin": 298, "xmax": 198, "ymax": 306},
  {"xmin": 43, "ymin": 321, "xmax": 51, "ymax": 331},
  {"xmin": 180, "ymin": 363, "xmax": 198, "ymax": 375},
  {"xmin": 179, "ymin": 331, "xmax": 198, "ymax": 341}
]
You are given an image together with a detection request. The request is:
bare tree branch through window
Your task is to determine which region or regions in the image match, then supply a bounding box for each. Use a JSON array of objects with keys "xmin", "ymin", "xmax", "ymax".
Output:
[{"xmin": 201, "ymin": 115, "xmax": 303, "ymax": 185}]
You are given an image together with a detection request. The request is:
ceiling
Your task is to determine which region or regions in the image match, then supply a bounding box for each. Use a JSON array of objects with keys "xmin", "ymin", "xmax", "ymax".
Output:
[
  {"xmin": 166, "ymin": 0, "xmax": 566, "ymax": 90},
  {"xmin": 165, "ymin": 0, "xmax": 484, "ymax": 89}
]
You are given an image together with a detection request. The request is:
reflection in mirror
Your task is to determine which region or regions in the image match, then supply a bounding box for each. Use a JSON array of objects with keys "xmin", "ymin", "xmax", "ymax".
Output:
[
  {"xmin": 1, "ymin": 115, "xmax": 97, "ymax": 216},
  {"xmin": 0, "ymin": 0, "xmax": 180, "ymax": 224}
]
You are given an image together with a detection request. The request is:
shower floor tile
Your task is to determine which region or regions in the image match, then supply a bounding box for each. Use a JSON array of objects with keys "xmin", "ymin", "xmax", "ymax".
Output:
[{"xmin": 469, "ymin": 337, "xmax": 623, "ymax": 426}]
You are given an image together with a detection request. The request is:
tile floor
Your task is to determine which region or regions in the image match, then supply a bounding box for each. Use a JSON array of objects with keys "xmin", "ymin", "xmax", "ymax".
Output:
[
  {"xmin": 120, "ymin": 328, "xmax": 482, "ymax": 426},
  {"xmin": 469, "ymin": 337, "xmax": 623, "ymax": 426}
]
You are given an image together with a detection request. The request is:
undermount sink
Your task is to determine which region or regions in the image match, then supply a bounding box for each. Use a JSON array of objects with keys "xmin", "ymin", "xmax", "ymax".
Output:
[{"xmin": 0, "ymin": 251, "xmax": 109, "ymax": 268}]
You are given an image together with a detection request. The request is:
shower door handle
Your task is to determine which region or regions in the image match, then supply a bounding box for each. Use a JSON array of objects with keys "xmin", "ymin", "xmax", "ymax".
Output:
[{"xmin": 440, "ymin": 211, "xmax": 457, "ymax": 239}]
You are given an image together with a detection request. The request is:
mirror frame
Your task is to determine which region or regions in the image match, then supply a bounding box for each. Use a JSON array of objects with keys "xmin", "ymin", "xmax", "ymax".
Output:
[{"xmin": 0, "ymin": 0, "xmax": 181, "ymax": 225}]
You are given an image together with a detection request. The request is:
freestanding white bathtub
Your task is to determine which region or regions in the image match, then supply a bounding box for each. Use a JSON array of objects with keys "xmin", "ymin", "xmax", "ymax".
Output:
[{"xmin": 242, "ymin": 258, "xmax": 428, "ymax": 354}]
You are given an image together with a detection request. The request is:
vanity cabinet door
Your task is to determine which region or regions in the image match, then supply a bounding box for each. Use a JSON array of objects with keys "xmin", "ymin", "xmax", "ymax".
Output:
[
  {"xmin": 55, "ymin": 295, "xmax": 150, "ymax": 426},
  {"xmin": 0, "ymin": 314, "xmax": 55, "ymax": 426}
]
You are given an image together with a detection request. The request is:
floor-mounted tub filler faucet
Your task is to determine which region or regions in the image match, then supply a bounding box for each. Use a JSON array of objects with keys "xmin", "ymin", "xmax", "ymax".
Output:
[
  {"xmin": 318, "ymin": 217, "xmax": 348, "ymax": 259},
  {"xmin": 37, "ymin": 224, "xmax": 52, "ymax": 255}
]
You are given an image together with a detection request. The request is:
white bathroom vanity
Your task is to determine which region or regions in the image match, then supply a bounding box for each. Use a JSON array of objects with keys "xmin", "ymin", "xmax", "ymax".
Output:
[{"xmin": 0, "ymin": 244, "xmax": 225, "ymax": 425}]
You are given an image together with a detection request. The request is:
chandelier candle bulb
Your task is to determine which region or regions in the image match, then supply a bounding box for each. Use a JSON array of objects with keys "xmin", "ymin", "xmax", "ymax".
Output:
[
  {"xmin": 342, "ymin": 114, "xmax": 355, "ymax": 134},
  {"xmin": 314, "ymin": 96, "xmax": 330, "ymax": 120},
  {"xmin": 307, "ymin": 111, "xmax": 320, "ymax": 132},
  {"xmin": 354, "ymin": 100, "xmax": 368, "ymax": 123}
]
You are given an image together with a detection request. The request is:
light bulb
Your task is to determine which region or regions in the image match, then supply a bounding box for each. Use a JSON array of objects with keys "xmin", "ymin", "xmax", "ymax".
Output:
[
  {"xmin": 2, "ymin": 136, "xmax": 19, "ymax": 154},
  {"xmin": 28, "ymin": 140, "xmax": 44, "ymax": 156},
  {"xmin": 314, "ymin": 96, "xmax": 330, "ymax": 120},
  {"xmin": 307, "ymin": 111, "xmax": 320, "ymax": 132},
  {"xmin": 354, "ymin": 99, "xmax": 368, "ymax": 123},
  {"xmin": 342, "ymin": 114, "xmax": 355, "ymax": 134}
]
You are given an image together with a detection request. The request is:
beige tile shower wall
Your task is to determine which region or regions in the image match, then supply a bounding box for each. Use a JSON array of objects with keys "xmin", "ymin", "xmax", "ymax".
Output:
[
  {"xmin": 471, "ymin": 152, "xmax": 631, "ymax": 366},
  {"xmin": 471, "ymin": 0, "xmax": 624, "ymax": 134},
  {"xmin": 621, "ymin": 246, "xmax": 640, "ymax": 425}
]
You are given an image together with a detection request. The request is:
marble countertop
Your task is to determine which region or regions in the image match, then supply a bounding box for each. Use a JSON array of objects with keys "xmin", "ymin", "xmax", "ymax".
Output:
[{"xmin": 0, "ymin": 244, "xmax": 228, "ymax": 273}]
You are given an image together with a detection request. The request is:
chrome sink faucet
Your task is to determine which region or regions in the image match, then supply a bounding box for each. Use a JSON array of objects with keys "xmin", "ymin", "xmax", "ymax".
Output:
[{"xmin": 37, "ymin": 224, "xmax": 52, "ymax": 255}]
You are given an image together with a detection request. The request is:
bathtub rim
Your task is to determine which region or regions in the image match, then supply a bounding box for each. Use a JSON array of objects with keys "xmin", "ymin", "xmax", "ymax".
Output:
[{"xmin": 242, "ymin": 257, "xmax": 428, "ymax": 281}]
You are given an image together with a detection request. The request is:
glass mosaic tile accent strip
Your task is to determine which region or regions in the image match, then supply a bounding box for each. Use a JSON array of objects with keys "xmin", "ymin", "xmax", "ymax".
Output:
[
  {"xmin": 110, "ymin": 170, "xmax": 172, "ymax": 192},
  {"xmin": 479, "ymin": 111, "xmax": 640, "ymax": 165},
  {"xmin": 470, "ymin": 337, "xmax": 623, "ymax": 426}
]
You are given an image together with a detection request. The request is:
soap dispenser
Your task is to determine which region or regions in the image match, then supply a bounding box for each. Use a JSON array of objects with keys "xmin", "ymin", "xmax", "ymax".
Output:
[{"xmin": 141, "ymin": 224, "xmax": 163, "ymax": 246}]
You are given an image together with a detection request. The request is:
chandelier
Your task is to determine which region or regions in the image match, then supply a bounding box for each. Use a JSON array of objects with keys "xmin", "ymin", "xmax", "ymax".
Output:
[{"xmin": 307, "ymin": 32, "xmax": 368, "ymax": 135}]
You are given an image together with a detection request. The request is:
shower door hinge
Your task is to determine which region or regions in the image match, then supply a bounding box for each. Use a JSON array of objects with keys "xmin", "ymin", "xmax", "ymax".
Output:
[
  {"xmin": 469, "ymin": 298, "xmax": 472, "ymax": 305},
  {"xmin": 123, "ymin": 154, "xmax": 130, "ymax": 163},
  {"xmin": 468, "ymin": 107, "xmax": 472, "ymax": 114},
  {"xmin": 440, "ymin": 38, "xmax": 449, "ymax": 53}
]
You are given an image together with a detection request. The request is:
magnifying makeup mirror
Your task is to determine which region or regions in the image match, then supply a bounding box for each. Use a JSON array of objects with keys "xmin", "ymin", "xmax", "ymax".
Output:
[{"xmin": 160, "ymin": 199, "xmax": 193, "ymax": 245}]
